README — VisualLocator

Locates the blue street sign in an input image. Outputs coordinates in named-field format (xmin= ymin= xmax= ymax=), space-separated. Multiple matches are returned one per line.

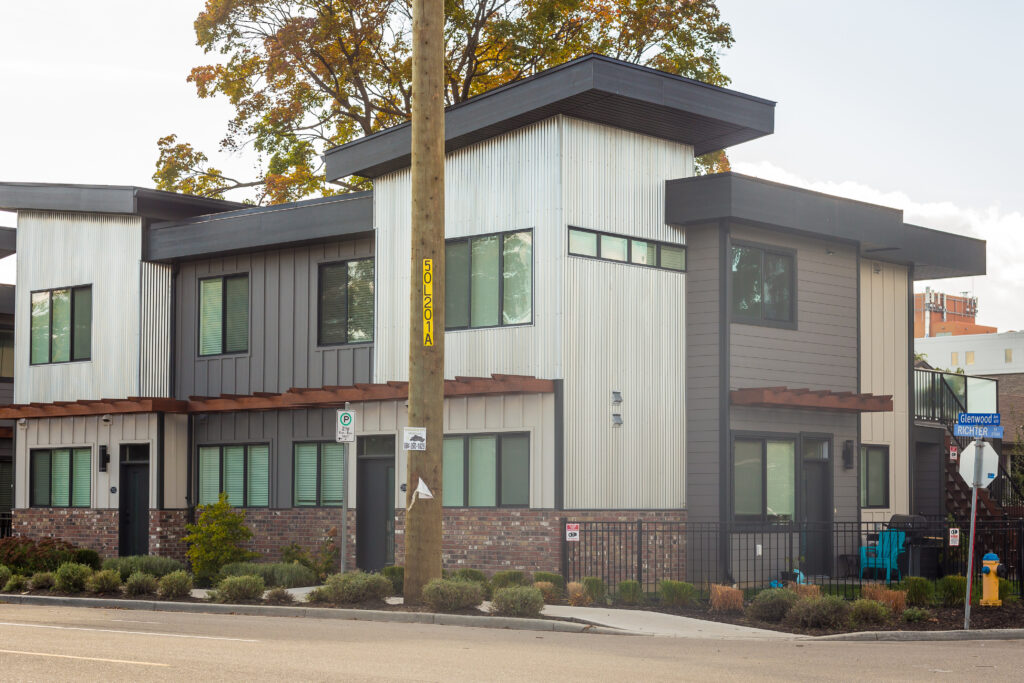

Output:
xmin=957 ymin=413 xmax=1000 ymax=426
xmin=953 ymin=424 xmax=1004 ymax=439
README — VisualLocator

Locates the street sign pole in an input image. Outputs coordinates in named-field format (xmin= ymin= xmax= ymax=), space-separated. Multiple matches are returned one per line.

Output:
xmin=963 ymin=445 xmax=985 ymax=630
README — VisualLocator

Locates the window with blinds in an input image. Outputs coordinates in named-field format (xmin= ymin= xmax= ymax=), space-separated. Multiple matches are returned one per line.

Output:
xmin=293 ymin=442 xmax=346 ymax=506
xmin=445 ymin=230 xmax=532 ymax=330
xmin=29 ymin=286 xmax=92 ymax=365
xmin=441 ymin=433 xmax=529 ymax=507
xmin=199 ymin=274 xmax=249 ymax=356
xmin=29 ymin=448 xmax=91 ymax=507
xmin=197 ymin=444 xmax=269 ymax=507
xmin=318 ymin=259 xmax=374 ymax=345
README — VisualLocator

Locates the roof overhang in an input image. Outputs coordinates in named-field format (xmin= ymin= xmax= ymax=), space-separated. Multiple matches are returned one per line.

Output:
xmin=0 ymin=284 xmax=15 ymax=316
xmin=0 ymin=227 xmax=15 ymax=259
xmin=731 ymin=386 xmax=893 ymax=413
xmin=0 ymin=397 xmax=189 ymax=419
xmin=325 ymin=54 xmax=775 ymax=181
xmin=666 ymin=173 xmax=986 ymax=280
xmin=0 ymin=183 xmax=246 ymax=222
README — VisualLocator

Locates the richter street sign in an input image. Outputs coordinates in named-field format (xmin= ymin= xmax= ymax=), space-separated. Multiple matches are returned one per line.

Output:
xmin=953 ymin=424 xmax=1004 ymax=439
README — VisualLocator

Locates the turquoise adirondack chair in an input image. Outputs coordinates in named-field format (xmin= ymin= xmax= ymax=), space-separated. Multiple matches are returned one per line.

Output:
xmin=859 ymin=530 xmax=906 ymax=583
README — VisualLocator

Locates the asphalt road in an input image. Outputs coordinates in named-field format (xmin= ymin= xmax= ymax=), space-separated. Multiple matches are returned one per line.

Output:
xmin=0 ymin=604 xmax=1020 ymax=681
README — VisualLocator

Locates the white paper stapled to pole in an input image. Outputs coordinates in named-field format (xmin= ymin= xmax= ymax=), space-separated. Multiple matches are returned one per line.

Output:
xmin=414 ymin=477 xmax=433 ymax=500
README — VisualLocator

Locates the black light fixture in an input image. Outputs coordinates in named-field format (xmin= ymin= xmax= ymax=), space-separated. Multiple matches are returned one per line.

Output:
xmin=98 ymin=445 xmax=109 ymax=472
xmin=842 ymin=440 xmax=855 ymax=470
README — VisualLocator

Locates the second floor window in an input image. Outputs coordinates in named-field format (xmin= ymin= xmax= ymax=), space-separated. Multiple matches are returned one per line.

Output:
xmin=445 ymin=230 xmax=532 ymax=330
xmin=731 ymin=243 xmax=795 ymax=326
xmin=319 ymin=259 xmax=374 ymax=345
xmin=30 ymin=285 xmax=92 ymax=364
xmin=198 ymin=444 xmax=269 ymax=507
xmin=30 ymin=448 xmax=91 ymax=507
xmin=199 ymin=274 xmax=248 ymax=356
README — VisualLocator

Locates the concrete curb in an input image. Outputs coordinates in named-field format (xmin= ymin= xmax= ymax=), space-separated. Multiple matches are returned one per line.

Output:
xmin=0 ymin=594 xmax=627 ymax=636
xmin=813 ymin=628 xmax=1024 ymax=642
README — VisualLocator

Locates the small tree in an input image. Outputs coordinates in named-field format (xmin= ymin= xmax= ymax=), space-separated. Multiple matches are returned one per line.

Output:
xmin=183 ymin=493 xmax=258 ymax=584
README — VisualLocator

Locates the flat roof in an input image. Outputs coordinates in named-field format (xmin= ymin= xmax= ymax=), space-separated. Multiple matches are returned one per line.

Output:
xmin=665 ymin=173 xmax=985 ymax=280
xmin=325 ymin=54 xmax=775 ymax=181
xmin=0 ymin=182 xmax=246 ymax=221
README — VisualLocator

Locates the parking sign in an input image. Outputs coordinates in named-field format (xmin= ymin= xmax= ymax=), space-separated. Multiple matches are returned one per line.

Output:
xmin=336 ymin=410 xmax=355 ymax=443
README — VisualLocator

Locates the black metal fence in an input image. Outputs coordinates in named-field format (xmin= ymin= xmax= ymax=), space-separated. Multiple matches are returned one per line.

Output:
xmin=0 ymin=511 xmax=11 ymax=539
xmin=562 ymin=518 xmax=1024 ymax=599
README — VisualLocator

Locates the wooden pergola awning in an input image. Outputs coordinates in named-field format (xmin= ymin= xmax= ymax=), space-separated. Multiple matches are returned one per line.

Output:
xmin=731 ymin=386 xmax=893 ymax=413
xmin=0 ymin=375 xmax=556 ymax=419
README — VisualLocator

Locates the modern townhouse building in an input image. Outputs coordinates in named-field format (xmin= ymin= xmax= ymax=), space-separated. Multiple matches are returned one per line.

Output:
xmin=0 ymin=55 xmax=988 ymax=583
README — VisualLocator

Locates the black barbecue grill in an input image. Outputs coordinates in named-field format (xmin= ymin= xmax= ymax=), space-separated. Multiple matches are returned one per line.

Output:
xmin=888 ymin=514 xmax=944 ymax=578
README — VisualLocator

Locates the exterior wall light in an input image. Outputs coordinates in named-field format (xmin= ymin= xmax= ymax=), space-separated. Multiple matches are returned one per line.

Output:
xmin=100 ymin=414 xmax=113 ymax=426
xmin=612 ymin=391 xmax=622 ymax=404
xmin=842 ymin=440 xmax=855 ymax=470
xmin=17 ymin=418 xmax=27 ymax=429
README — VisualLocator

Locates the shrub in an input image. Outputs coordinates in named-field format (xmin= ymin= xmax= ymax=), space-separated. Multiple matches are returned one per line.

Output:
xmin=102 ymin=556 xmax=186 ymax=582
xmin=709 ymin=584 xmax=744 ymax=613
xmin=786 ymin=595 xmax=851 ymax=630
xmin=124 ymin=571 xmax=159 ymax=597
xmin=422 ymin=578 xmax=484 ymax=612
xmin=862 ymin=584 xmax=906 ymax=614
xmin=616 ymin=580 xmax=643 ymax=606
xmin=157 ymin=571 xmax=194 ymax=600
xmin=220 ymin=562 xmax=317 ymax=588
xmin=936 ymin=575 xmax=968 ymax=607
xmin=307 ymin=571 xmax=392 ymax=605
xmin=490 ymin=570 xmax=532 ymax=591
xmin=54 ymin=563 xmax=93 ymax=593
xmin=850 ymin=599 xmax=891 ymax=626
xmin=902 ymin=607 xmax=933 ymax=623
xmin=213 ymin=575 xmax=265 ymax=603
xmin=566 ymin=581 xmax=591 ymax=606
xmin=491 ymin=586 xmax=545 ymax=618
xmin=785 ymin=582 xmax=821 ymax=598
xmin=265 ymin=586 xmax=295 ymax=605
xmin=581 ymin=577 xmax=606 ymax=604
xmin=29 ymin=572 xmax=55 ymax=591
xmin=659 ymin=580 xmax=698 ymax=609
xmin=0 ymin=537 xmax=78 ymax=573
xmin=73 ymin=549 xmax=102 ymax=571
xmin=0 ymin=565 xmax=10 ymax=589
xmin=746 ymin=589 xmax=799 ymax=622
xmin=534 ymin=581 xmax=560 ymax=604
xmin=901 ymin=577 xmax=935 ymax=608
xmin=382 ymin=565 xmax=404 ymax=595
xmin=998 ymin=578 xmax=1018 ymax=604
xmin=279 ymin=531 xmax=340 ymax=581
xmin=182 ymin=493 xmax=258 ymax=585
xmin=3 ymin=574 xmax=27 ymax=592
xmin=534 ymin=571 xmax=566 ymax=592
xmin=85 ymin=570 xmax=122 ymax=594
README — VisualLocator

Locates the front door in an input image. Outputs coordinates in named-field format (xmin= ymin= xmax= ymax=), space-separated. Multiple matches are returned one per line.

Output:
xmin=800 ymin=437 xmax=832 ymax=577
xmin=119 ymin=445 xmax=150 ymax=557
xmin=356 ymin=436 xmax=396 ymax=572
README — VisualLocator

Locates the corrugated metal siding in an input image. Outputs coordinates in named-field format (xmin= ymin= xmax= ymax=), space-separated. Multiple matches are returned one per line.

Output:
xmin=860 ymin=259 xmax=910 ymax=522
xmin=561 ymin=118 xmax=693 ymax=509
xmin=15 ymin=211 xmax=142 ymax=403
xmin=140 ymin=262 xmax=172 ymax=397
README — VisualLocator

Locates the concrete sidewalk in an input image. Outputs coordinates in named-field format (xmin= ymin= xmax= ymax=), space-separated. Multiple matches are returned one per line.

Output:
xmin=540 ymin=605 xmax=791 ymax=639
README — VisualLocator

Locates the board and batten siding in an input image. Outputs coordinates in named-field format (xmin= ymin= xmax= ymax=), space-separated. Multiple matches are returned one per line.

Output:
xmin=15 ymin=211 xmax=142 ymax=403
xmin=140 ymin=262 xmax=172 ymax=397
xmin=174 ymin=238 xmax=374 ymax=398
xmin=860 ymin=259 xmax=910 ymax=522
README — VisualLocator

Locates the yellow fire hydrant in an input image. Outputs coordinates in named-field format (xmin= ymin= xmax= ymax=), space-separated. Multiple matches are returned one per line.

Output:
xmin=980 ymin=552 xmax=1002 ymax=607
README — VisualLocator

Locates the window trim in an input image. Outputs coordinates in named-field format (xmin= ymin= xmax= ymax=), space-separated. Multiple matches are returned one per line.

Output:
xmin=859 ymin=444 xmax=890 ymax=509
xmin=316 ymin=257 xmax=375 ymax=348
xmin=29 ymin=284 xmax=92 ymax=365
xmin=197 ymin=442 xmax=270 ymax=508
xmin=29 ymin=447 xmax=91 ymax=508
xmin=197 ymin=273 xmax=250 ymax=357
xmin=729 ymin=239 xmax=797 ymax=330
xmin=445 ymin=228 xmax=534 ymax=332
xmin=442 ymin=431 xmax=530 ymax=508
xmin=292 ymin=441 xmax=347 ymax=507
xmin=730 ymin=431 xmax=798 ymax=522
xmin=567 ymin=226 xmax=687 ymax=272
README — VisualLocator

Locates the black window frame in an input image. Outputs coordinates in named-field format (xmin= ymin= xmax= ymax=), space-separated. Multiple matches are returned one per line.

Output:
xmin=731 ymin=432 xmax=798 ymax=522
xmin=442 ymin=431 xmax=530 ymax=508
xmin=29 ymin=447 xmax=91 ymax=508
xmin=0 ymin=326 xmax=13 ymax=381
xmin=197 ymin=273 xmax=250 ymax=357
xmin=859 ymin=444 xmax=890 ymax=509
xmin=291 ymin=441 xmax=347 ymax=507
xmin=445 ymin=229 xmax=534 ymax=331
xmin=316 ymin=257 xmax=375 ymax=347
xmin=29 ymin=284 xmax=92 ymax=365
xmin=567 ymin=226 xmax=687 ymax=272
xmin=729 ymin=240 xmax=797 ymax=329
xmin=197 ymin=443 xmax=270 ymax=508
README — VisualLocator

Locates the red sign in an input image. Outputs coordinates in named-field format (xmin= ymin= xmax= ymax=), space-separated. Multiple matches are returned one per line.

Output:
xmin=565 ymin=523 xmax=580 ymax=542
xmin=949 ymin=528 xmax=960 ymax=547
xmin=950 ymin=445 xmax=959 ymax=462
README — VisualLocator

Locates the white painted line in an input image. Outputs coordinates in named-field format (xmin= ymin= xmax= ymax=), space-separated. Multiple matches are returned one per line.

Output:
xmin=0 ymin=648 xmax=169 ymax=667
xmin=110 ymin=619 xmax=161 ymax=625
xmin=0 ymin=621 xmax=258 ymax=642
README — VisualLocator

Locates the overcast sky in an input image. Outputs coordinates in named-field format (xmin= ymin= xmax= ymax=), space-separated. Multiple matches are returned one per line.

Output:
xmin=1 ymin=1 xmax=1021 ymax=329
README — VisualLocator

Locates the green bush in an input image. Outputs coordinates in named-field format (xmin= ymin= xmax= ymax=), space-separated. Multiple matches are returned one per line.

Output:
xmin=900 ymin=577 xmax=935 ymax=608
xmin=3 ymin=574 xmax=27 ymax=592
xmin=451 ymin=568 xmax=490 ymax=598
xmin=998 ymin=578 xmax=1018 ymax=604
xmin=659 ymin=580 xmax=698 ymax=608
xmin=124 ymin=571 xmax=159 ymax=597
xmin=0 ymin=565 xmax=10 ymax=589
xmin=786 ymin=595 xmax=851 ymax=630
xmin=850 ymin=599 xmax=891 ymax=626
xmin=422 ymin=578 xmax=484 ymax=612
xmin=746 ymin=589 xmax=799 ymax=622
xmin=85 ymin=570 xmax=122 ymax=594
xmin=73 ymin=549 xmax=102 ymax=571
xmin=902 ymin=607 xmax=932 ymax=623
xmin=29 ymin=572 xmax=55 ymax=591
xmin=265 ymin=586 xmax=295 ymax=605
xmin=183 ymin=493 xmax=258 ymax=585
xmin=279 ymin=533 xmax=340 ymax=581
xmin=490 ymin=570 xmax=532 ymax=591
xmin=54 ymin=563 xmax=93 ymax=593
xmin=616 ymin=580 xmax=643 ymax=606
xmin=936 ymin=575 xmax=968 ymax=607
xmin=306 ymin=571 xmax=392 ymax=605
xmin=102 ymin=556 xmax=186 ymax=582
xmin=220 ymin=562 xmax=317 ymax=588
xmin=213 ymin=575 xmax=265 ymax=603
xmin=382 ymin=565 xmax=404 ymax=595
xmin=157 ymin=571 xmax=194 ymax=600
xmin=491 ymin=586 xmax=545 ymax=618
xmin=0 ymin=537 xmax=79 ymax=573
xmin=533 ymin=571 xmax=566 ymax=592
xmin=581 ymin=577 xmax=607 ymax=604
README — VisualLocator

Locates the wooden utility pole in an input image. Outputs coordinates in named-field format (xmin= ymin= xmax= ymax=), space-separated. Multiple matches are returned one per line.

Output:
xmin=404 ymin=0 xmax=445 ymax=604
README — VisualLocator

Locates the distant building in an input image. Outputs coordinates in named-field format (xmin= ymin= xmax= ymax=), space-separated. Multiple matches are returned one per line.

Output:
xmin=914 ymin=287 xmax=996 ymax=338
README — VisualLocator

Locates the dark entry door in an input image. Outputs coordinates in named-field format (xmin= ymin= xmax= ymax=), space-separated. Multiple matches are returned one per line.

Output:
xmin=800 ymin=437 xmax=832 ymax=577
xmin=357 ymin=436 xmax=396 ymax=572
xmin=119 ymin=445 xmax=150 ymax=557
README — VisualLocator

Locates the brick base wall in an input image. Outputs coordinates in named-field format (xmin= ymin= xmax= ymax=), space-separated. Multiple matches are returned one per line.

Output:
xmin=150 ymin=510 xmax=188 ymax=562
xmin=243 ymin=508 xmax=354 ymax=571
xmin=13 ymin=508 xmax=119 ymax=557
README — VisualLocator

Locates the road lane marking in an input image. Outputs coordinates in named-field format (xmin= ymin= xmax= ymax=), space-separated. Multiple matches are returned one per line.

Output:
xmin=0 ymin=621 xmax=258 ymax=642
xmin=110 ymin=619 xmax=160 ymax=624
xmin=0 ymin=649 xmax=168 ymax=667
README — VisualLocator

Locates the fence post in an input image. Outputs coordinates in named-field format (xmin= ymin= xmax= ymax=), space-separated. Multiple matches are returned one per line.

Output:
xmin=636 ymin=519 xmax=644 ymax=587
xmin=560 ymin=517 xmax=568 ymax=582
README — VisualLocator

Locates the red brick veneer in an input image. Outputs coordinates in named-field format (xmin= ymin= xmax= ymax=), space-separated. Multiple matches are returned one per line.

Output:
xmin=13 ymin=508 xmax=119 ymax=557
xmin=150 ymin=510 xmax=189 ymax=562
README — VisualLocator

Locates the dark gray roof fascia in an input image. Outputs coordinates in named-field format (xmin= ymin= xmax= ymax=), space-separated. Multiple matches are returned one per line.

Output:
xmin=666 ymin=173 xmax=985 ymax=280
xmin=0 ymin=227 xmax=15 ymax=259
xmin=146 ymin=192 xmax=373 ymax=262
xmin=0 ymin=284 xmax=13 ymax=316
xmin=0 ymin=182 xmax=246 ymax=221
xmin=324 ymin=54 xmax=775 ymax=181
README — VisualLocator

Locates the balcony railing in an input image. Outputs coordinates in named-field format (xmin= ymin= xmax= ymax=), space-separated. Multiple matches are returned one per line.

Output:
xmin=914 ymin=369 xmax=997 ymax=427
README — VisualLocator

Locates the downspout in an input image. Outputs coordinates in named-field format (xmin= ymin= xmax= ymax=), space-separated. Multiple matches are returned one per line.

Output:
xmin=157 ymin=412 xmax=165 ymax=510
xmin=186 ymin=413 xmax=194 ymax=524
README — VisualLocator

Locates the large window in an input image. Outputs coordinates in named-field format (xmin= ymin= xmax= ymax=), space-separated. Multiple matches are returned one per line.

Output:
xmin=731 ymin=243 xmax=795 ymax=325
xmin=30 ymin=448 xmax=91 ymax=507
xmin=318 ymin=259 xmax=374 ymax=345
xmin=445 ymin=230 xmax=532 ymax=329
xmin=30 ymin=286 xmax=92 ymax=364
xmin=860 ymin=445 xmax=889 ymax=508
xmin=568 ymin=227 xmax=686 ymax=272
xmin=0 ymin=328 xmax=13 ymax=379
xmin=199 ymin=274 xmax=249 ymax=356
xmin=293 ymin=442 xmax=346 ymax=507
xmin=442 ymin=433 xmax=529 ymax=507
xmin=733 ymin=438 xmax=796 ymax=520
xmin=198 ymin=444 xmax=269 ymax=507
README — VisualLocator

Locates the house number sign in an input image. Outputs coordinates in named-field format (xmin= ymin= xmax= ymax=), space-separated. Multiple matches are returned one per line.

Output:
xmin=422 ymin=259 xmax=434 ymax=346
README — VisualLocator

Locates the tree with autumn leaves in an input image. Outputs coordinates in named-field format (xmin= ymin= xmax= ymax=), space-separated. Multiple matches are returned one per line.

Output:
xmin=155 ymin=0 xmax=735 ymax=204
